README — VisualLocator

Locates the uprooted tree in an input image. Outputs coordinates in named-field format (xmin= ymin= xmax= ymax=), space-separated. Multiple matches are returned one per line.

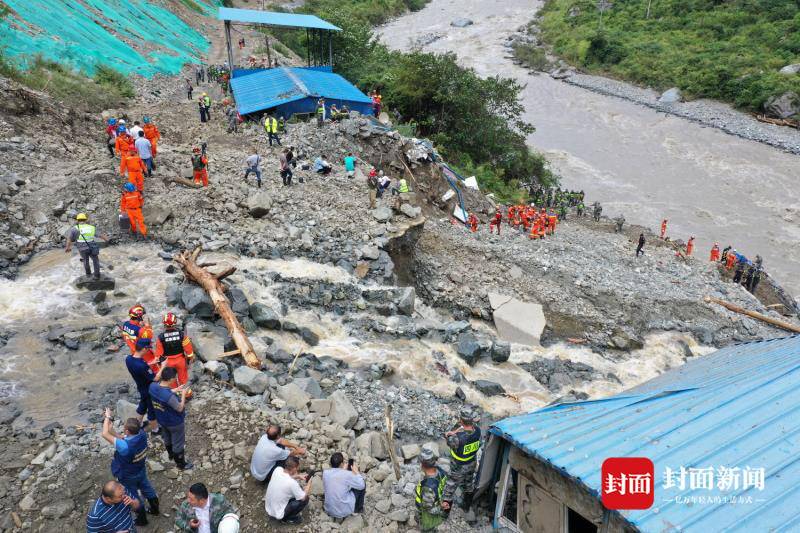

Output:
xmin=174 ymin=248 xmax=261 ymax=368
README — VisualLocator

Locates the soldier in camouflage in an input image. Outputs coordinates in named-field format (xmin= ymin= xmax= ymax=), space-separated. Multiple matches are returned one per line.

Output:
xmin=416 ymin=447 xmax=448 ymax=531
xmin=442 ymin=405 xmax=482 ymax=514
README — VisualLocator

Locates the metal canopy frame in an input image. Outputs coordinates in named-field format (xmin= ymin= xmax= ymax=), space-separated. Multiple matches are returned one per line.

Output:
xmin=219 ymin=8 xmax=338 ymax=84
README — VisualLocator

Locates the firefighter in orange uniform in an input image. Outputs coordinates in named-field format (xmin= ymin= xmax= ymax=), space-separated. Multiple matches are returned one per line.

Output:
xmin=191 ymin=147 xmax=209 ymax=187
xmin=142 ymin=116 xmax=161 ymax=158
xmin=468 ymin=213 xmax=478 ymax=233
xmin=686 ymin=236 xmax=695 ymax=256
xmin=489 ymin=210 xmax=502 ymax=235
xmin=660 ymin=219 xmax=668 ymax=239
xmin=115 ymin=126 xmax=135 ymax=156
xmin=121 ymin=148 xmax=147 ymax=193
xmin=710 ymin=243 xmax=720 ymax=262
xmin=120 ymin=182 xmax=147 ymax=237
xmin=155 ymin=313 xmax=195 ymax=394
xmin=121 ymin=305 xmax=154 ymax=361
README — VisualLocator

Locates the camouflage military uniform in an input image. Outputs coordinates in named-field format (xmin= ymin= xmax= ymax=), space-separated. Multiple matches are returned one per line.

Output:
xmin=416 ymin=465 xmax=447 ymax=531
xmin=442 ymin=425 xmax=481 ymax=504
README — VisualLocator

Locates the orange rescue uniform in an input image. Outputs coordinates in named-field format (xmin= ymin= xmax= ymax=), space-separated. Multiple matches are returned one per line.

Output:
xmin=142 ymin=123 xmax=161 ymax=157
xmin=120 ymin=152 xmax=147 ymax=192
xmin=710 ymin=246 xmax=720 ymax=262
xmin=155 ymin=329 xmax=195 ymax=389
xmin=120 ymin=190 xmax=147 ymax=236
xmin=115 ymin=133 xmax=135 ymax=156
xmin=660 ymin=220 xmax=667 ymax=239
xmin=468 ymin=214 xmax=478 ymax=233
xmin=686 ymin=238 xmax=695 ymax=256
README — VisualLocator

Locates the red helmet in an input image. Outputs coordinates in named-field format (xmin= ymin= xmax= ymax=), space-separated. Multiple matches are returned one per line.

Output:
xmin=163 ymin=312 xmax=178 ymax=327
xmin=128 ymin=305 xmax=146 ymax=319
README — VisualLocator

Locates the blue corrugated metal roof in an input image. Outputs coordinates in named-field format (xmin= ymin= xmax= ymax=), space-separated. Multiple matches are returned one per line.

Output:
xmin=230 ymin=67 xmax=371 ymax=115
xmin=490 ymin=335 xmax=800 ymax=532
xmin=218 ymin=7 xmax=341 ymax=31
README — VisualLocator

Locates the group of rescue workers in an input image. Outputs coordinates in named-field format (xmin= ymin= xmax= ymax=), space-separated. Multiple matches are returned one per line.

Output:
xmin=468 ymin=204 xmax=565 ymax=240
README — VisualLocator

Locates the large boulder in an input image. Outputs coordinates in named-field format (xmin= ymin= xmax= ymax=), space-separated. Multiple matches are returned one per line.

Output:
xmin=491 ymin=340 xmax=511 ymax=363
xmin=249 ymin=303 xmax=281 ymax=329
xmin=451 ymin=18 xmax=474 ymax=27
xmin=400 ymin=203 xmax=421 ymax=218
xmin=228 ymin=287 xmax=250 ymax=316
xmin=456 ymin=331 xmax=491 ymax=365
xmin=779 ymin=64 xmax=800 ymax=75
xmin=489 ymin=292 xmax=546 ymax=347
xmin=472 ymin=379 xmax=506 ymax=396
xmin=276 ymin=383 xmax=311 ymax=409
xmin=247 ymin=192 xmax=272 ymax=218
xmin=764 ymin=91 xmax=800 ymax=119
xmin=396 ymin=287 xmax=415 ymax=316
xmin=372 ymin=207 xmax=392 ymax=222
xmin=142 ymin=204 xmax=172 ymax=226
xmin=181 ymin=284 xmax=214 ymax=318
xmin=203 ymin=361 xmax=230 ymax=381
xmin=293 ymin=377 xmax=323 ymax=399
xmin=75 ymin=275 xmax=115 ymax=291
xmin=657 ymin=87 xmax=682 ymax=104
xmin=115 ymin=399 xmax=139 ymax=423
xmin=329 ymin=390 xmax=358 ymax=429
xmin=233 ymin=366 xmax=268 ymax=395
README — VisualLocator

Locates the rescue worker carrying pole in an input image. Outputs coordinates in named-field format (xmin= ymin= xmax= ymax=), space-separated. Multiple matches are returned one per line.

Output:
xmin=155 ymin=313 xmax=195 ymax=396
xmin=441 ymin=405 xmax=481 ymax=519
xmin=120 ymin=183 xmax=147 ymax=238
xmin=121 ymin=305 xmax=153 ymax=355
xmin=416 ymin=447 xmax=448 ymax=532
xmin=192 ymin=147 xmax=209 ymax=187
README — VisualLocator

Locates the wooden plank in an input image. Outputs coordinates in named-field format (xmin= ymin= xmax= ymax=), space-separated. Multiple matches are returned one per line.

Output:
xmin=705 ymin=296 xmax=800 ymax=334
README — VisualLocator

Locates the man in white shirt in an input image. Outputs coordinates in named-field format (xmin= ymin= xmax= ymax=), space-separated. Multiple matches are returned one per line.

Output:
xmin=250 ymin=425 xmax=306 ymax=486
xmin=129 ymin=121 xmax=144 ymax=141
xmin=265 ymin=456 xmax=311 ymax=524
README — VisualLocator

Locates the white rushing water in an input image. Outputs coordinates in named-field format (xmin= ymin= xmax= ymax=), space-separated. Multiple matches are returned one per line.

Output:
xmin=379 ymin=0 xmax=800 ymax=296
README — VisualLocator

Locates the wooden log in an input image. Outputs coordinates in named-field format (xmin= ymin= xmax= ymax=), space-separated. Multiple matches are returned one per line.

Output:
xmin=216 ymin=349 xmax=241 ymax=359
xmin=705 ymin=296 xmax=800 ymax=334
xmin=174 ymin=249 xmax=261 ymax=368
xmin=171 ymin=176 xmax=203 ymax=188
xmin=383 ymin=404 xmax=402 ymax=481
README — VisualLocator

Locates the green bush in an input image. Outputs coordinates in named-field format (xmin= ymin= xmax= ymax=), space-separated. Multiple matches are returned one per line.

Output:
xmin=93 ymin=64 xmax=135 ymax=98
xmin=512 ymin=43 xmax=550 ymax=71
xmin=538 ymin=0 xmax=800 ymax=111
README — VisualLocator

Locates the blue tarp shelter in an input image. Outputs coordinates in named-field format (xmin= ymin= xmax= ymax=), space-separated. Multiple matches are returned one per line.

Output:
xmin=230 ymin=66 xmax=373 ymax=118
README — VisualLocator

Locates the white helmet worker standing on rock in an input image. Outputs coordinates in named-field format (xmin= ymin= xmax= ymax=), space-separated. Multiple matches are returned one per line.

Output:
xmin=64 ymin=213 xmax=109 ymax=279
xmin=441 ymin=405 xmax=481 ymax=521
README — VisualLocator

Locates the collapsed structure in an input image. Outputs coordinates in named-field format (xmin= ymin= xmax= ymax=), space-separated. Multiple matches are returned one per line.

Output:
xmin=482 ymin=335 xmax=800 ymax=532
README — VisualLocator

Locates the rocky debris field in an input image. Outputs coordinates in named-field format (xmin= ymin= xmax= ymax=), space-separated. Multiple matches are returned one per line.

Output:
xmin=0 ymin=375 xmax=488 ymax=533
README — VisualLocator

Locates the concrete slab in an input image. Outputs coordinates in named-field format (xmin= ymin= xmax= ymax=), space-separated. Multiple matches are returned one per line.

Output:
xmin=489 ymin=292 xmax=546 ymax=347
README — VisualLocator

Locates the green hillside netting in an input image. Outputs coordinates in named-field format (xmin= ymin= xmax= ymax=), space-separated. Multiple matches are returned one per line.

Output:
xmin=0 ymin=0 xmax=219 ymax=77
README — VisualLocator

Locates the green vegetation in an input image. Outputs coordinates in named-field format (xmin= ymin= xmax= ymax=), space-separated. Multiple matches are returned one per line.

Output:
xmin=512 ymin=42 xmax=551 ymax=72
xmin=179 ymin=0 xmax=204 ymax=14
xmin=0 ymin=52 xmax=134 ymax=108
xmin=267 ymin=0 xmax=557 ymax=196
xmin=538 ymin=0 xmax=800 ymax=111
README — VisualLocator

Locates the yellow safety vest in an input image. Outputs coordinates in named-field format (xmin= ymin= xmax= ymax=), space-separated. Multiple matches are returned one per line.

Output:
xmin=398 ymin=179 xmax=410 ymax=193
xmin=264 ymin=117 xmax=278 ymax=133
xmin=75 ymin=223 xmax=96 ymax=243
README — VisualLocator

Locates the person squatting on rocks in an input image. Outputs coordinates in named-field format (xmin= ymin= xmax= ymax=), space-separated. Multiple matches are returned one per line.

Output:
xmin=442 ymin=405 xmax=481 ymax=518
xmin=314 ymin=154 xmax=332 ymax=176
xmin=416 ymin=447 xmax=448 ymax=532
xmin=322 ymin=452 xmax=366 ymax=519
xmin=121 ymin=182 xmax=147 ymax=238
xmin=174 ymin=482 xmax=239 ymax=533
xmin=125 ymin=337 xmax=160 ymax=429
xmin=264 ymin=114 xmax=281 ymax=146
xmin=148 ymin=366 xmax=193 ymax=470
xmin=244 ymin=151 xmax=262 ymax=188
xmin=86 ymin=480 xmax=141 ymax=533
xmin=250 ymin=424 xmax=306 ymax=487
xmin=636 ymin=233 xmax=645 ymax=257
xmin=154 ymin=312 xmax=195 ymax=396
xmin=280 ymin=148 xmax=293 ymax=186
xmin=265 ymin=455 xmax=312 ymax=524
xmin=192 ymin=146 xmax=209 ymax=187
xmin=100 ymin=408 xmax=159 ymax=526
xmin=65 ymin=213 xmax=109 ymax=279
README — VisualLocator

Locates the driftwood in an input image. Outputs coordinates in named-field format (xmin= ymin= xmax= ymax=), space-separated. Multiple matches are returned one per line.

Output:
xmin=383 ymin=404 xmax=402 ymax=481
xmin=174 ymin=248 xmax=261 ymax=368
xmin=753 ymin=113 xmax=800 ymax=129
xmin=171 ymin=176 xmax=203 ymax=188
xmin=705 ymin=296 xmax=800 ymax=334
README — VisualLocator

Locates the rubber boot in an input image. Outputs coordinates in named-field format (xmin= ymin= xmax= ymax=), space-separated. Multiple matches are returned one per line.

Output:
xmin=165 ymin=444 xmax=174 ymax=461
xmin=135 ymin=507 xmax=149 ymax=526
xmin=175 ymin=452 xmax=194 ymax=471
xmin=147 ymin=497 xmax=160 ymax=516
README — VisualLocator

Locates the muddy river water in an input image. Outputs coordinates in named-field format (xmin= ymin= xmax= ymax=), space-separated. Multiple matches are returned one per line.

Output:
xmin=379 ymin=0 xmax=800 ymax=296
xmin=0 ymin=244 xmax=709 ymax=425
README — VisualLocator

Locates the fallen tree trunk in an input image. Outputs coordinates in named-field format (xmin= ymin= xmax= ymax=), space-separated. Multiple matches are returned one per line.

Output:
xmin=171 ymin=176 xmax=203 ymax=189
xmin=705 ymin=296 xmax=800 ymax=334
xmin=174 ymin=248 xmax=261 ymax=368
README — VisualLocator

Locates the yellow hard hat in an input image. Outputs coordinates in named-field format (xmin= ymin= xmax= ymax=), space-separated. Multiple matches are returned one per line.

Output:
xmin=76 ymin=213 xmax=88 ymax=221
xmin=202 ymin=92 xmax=208 ymax=96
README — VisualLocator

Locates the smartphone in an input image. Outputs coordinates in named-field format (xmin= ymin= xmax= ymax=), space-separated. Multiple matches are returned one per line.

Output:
xmin=348 ymin=458 xmax=354 ymax=471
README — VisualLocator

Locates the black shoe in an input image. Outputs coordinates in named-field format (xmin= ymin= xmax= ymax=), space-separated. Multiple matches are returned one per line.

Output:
xmin=135 ymin=508 xmax=149 ymax=526
xmin=282 ymin=516 xmax=302 ymax=525
xmin=460 ymin=492 xmax=474 ymax=511
xmin=147 ymin=497 xmax=160 ymax=516
xmin=165 ymin=445 xmax=174 ymax=461
xmin=175 ymin=453 xmax=194 ymax=470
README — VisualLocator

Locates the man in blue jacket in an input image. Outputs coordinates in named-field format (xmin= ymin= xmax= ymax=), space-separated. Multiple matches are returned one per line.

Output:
xmin=100 ymin=408 xmax=158 ymax=526
xmin=149 ymin=366 xmax=193 ymax=470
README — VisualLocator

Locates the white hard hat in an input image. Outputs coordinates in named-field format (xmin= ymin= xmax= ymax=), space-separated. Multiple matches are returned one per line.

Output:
xmin=218 ymin=513 xmax=240 ymax=533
